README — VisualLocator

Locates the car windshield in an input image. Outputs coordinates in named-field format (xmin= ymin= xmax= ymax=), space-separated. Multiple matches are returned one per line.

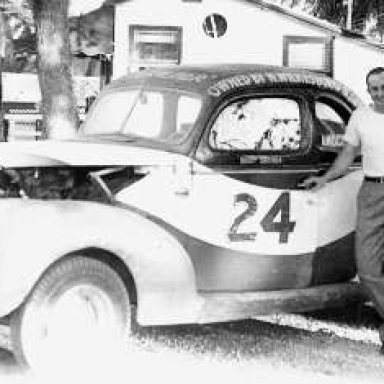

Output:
xmin=81 ymin=87 xmax=202 ymax=143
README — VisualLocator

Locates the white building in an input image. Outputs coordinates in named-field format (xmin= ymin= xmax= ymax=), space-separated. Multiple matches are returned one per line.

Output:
xmin=113 ymin=0 xmax=384 ymax=103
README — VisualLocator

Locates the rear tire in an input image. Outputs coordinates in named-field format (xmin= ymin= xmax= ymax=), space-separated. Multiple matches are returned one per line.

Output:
xmin=10 ymin=256 xmax=132 ymax=372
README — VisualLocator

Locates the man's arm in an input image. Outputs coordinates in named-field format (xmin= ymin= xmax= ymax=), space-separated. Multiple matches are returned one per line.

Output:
xmin=302 ymin=143 xmax=359 ymax=191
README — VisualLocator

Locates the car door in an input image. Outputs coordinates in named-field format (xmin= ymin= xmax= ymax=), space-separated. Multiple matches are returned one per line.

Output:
xmin=180 ymin=91 xmax=321 ymax=291
xmin=186 ymin=89 xmax=360 ymax=291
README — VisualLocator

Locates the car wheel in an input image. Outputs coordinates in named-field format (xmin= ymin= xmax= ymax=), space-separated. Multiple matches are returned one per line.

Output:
xmin=10 ymin=256 xmax=132 ymax=372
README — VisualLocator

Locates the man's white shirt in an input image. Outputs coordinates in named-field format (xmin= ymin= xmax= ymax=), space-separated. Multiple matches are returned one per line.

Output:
xmin=344 ymin=105 xmax=384 ymax=176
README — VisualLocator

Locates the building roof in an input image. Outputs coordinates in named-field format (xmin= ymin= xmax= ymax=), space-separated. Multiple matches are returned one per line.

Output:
xmin=245 ymin=0 xmax=384 ymax=51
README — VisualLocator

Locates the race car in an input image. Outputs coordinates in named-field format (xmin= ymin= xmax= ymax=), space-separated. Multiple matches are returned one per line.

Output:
xmin=0 ymin=64 xmax=367 ymax=370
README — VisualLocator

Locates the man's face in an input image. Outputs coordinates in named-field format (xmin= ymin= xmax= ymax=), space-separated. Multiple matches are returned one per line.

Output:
xmin=367 ymin=72 xmax=384 ymax=107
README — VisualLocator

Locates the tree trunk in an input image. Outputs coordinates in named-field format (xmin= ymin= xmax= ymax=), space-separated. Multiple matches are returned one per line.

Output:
xmin=0 ymin=12 xmax=5 ymax=141
xmin=28 ymin=0 xmax=78 ymax=139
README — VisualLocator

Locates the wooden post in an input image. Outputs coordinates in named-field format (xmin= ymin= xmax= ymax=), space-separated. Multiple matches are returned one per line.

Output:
xmin=346 ymin=0 xmax=354 ymax=30
xmin=379 ymin=0 xmax=384 ymax=43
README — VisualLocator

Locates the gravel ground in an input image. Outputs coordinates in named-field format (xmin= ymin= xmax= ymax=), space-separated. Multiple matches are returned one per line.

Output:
xmin=0 ymin=308 xmax=383 ymax=384
xmin=131 ymin=320 xmax=384 ymax=381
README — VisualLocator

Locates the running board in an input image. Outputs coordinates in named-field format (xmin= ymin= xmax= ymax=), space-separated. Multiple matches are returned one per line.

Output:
xmin=197 ymin=282 xmax=367 ymax=324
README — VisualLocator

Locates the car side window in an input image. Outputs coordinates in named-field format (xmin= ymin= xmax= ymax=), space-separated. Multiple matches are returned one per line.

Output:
xmin=176 ymin=95 xmax=202 ymax=135
xmin=209 ymin=97 xmax=302 ymax=153
xmin=315 ymin=100 xmax=346 ymax=151
xmin=122 ymin=91 xmax=164 ymax=138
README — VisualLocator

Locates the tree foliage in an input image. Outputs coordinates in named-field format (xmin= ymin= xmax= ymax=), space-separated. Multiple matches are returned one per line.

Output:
xmin=1 ymin=0 xmax=116 ymax=139
xmin=1 ymin=0 xmax=32 ymax=21
xmin=1 ymin=0 xmax=78 ymax=138
xmin=270 ymin=0 xmax=384 ymax=40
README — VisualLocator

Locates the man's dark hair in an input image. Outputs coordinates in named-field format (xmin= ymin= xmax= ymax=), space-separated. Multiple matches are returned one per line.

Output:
xmin=366 ymin=67 xmax=384 ymax=86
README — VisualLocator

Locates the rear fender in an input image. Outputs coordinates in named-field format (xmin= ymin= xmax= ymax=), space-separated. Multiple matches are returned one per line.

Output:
xmin=0 ymin=199 xmax=202 ymax=325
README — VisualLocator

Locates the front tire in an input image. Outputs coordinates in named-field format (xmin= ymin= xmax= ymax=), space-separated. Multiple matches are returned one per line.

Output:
xmin=10 ymin=256 xmax=132 ymax=372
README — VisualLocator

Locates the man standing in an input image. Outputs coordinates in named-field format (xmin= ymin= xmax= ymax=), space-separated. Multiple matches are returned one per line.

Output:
xmin=303 ymin=67 xmax=384 ymax=351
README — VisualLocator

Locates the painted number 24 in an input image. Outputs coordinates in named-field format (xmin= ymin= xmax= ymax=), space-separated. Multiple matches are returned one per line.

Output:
xmin=228 ymin=192 xmax=296 ymax=243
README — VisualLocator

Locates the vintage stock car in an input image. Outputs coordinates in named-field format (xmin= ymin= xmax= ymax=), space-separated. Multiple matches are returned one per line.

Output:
xmin=0 ymin=64 xmax=368 ymax=369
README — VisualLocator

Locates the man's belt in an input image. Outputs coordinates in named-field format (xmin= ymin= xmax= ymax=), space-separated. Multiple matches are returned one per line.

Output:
xmin=365 ymin=176 xmax=384 ymax=183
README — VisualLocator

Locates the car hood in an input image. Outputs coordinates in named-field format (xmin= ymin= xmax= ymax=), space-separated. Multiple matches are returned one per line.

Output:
xmin=0 ymin=140 xmax=182 ymax=168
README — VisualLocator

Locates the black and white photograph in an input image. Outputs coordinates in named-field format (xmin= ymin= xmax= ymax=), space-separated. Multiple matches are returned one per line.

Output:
xmin=2 ymin=0 xmax=384 ymax=383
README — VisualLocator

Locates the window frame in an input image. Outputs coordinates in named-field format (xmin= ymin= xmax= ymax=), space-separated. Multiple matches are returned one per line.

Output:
xmin=205 ymin=92 xmax=311 ymax=157
xmin=312 ymin=93 xmax=356 ymax=158
xmin=314 ymin=93 xmax=352 ymax=123
xmin=283 ymin=36 xmax=334 ymax=77
xmin=128 ymin=25 xmax=183 ymax=70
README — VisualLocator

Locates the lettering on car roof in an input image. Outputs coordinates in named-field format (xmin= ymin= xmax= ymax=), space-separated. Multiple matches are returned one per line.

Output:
xmin=206 ymin=72 xmax=362 ymax=106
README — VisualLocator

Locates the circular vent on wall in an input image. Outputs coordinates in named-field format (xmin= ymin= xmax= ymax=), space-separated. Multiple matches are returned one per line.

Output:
xmin=203 ymin=14 xmax=227 ymax=38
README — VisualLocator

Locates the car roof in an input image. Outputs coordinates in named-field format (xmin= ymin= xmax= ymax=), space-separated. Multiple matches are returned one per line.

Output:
xmin=107 ymin=63 xmax=363 ymax=107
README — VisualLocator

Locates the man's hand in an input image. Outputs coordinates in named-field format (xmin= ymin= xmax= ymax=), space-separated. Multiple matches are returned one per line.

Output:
xmin=300 ymin=176 xmax=328 ymax=191
xmin=298 ymin=143 xmax=357 ymax=192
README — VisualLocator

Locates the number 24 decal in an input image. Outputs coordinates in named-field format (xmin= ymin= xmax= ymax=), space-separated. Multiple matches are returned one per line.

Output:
xmin=228 ymin=192 xmax=296 ymax=243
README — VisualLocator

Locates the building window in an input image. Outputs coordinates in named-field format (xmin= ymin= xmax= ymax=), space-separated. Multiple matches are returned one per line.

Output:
xmin=283 ymin=36 xmax=333 ymax=76
xmin=129 ymin=25 xmax=182 ymax=70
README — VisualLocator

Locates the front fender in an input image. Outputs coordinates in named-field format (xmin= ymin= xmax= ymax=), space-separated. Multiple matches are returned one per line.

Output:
xmin=0 ymin=199 xmax=202 ymax=324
